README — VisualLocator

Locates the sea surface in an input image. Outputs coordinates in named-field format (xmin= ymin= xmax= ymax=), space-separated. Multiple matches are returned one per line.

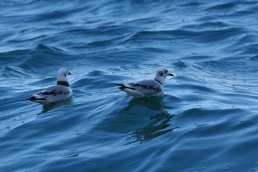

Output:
xmin=1 ymin=0 xmax=258 ymax=172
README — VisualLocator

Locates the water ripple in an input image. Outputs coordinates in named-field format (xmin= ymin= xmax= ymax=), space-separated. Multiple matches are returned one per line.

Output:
xmin=1 ymin=0 xmax=258 ymax=172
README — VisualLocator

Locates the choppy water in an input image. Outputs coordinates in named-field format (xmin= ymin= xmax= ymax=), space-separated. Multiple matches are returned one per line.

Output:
xmin=1 ymin=0 xmax=258 ymax=171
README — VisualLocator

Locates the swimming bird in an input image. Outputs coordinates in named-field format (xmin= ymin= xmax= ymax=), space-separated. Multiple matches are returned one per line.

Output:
xmin=115 ymin=68 xmax=173 ymax=98
xmin=29 ymin=68 xmax=73 ymax=105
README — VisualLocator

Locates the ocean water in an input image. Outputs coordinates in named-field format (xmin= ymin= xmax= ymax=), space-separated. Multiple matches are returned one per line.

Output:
xmin=1 ymin=0 xmax=258 ymax=171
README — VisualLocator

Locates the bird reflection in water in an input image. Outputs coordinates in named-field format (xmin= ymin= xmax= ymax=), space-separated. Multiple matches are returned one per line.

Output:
xmin=38 ymin=98 xmax=73 ymax=114
xmin=131 ymin=112 xmax=177 ymax=143
xmin=124 ymin=97 xmax=178 ymax=144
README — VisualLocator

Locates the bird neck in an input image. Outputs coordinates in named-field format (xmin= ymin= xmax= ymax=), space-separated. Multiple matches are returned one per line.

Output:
xmin=57 ymin=80 xmax=70 ymax=87
xmin=56 ymin=70 xmax=69 ymax=87
xmin=154 ymin=76 xmax=164 ymax=85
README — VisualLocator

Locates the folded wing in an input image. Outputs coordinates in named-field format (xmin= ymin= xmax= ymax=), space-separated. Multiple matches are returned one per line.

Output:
xmin=31 ymin=85 xmax=71 ymax=102
xmin=131 ymin=80 xmax=162 ymax=96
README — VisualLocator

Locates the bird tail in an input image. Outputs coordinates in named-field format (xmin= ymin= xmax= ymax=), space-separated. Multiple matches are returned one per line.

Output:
xmin=114 ymin=84 xmax=135 ymax=90
xmin=28 ymin=96 xmax=46 ymax=101
xmin=28 ymin=96 xmax=36 ymax=101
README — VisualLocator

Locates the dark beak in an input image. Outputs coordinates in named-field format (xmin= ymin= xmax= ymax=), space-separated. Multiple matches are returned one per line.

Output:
xmin=168 ymin=73 xmax=174 ymax=76
xmin=68 ymin=72 xmax=71 ymax=75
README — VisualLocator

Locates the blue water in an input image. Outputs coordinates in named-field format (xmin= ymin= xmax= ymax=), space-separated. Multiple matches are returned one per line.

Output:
xmin=1 ymin=0 xmax=258 ymax=171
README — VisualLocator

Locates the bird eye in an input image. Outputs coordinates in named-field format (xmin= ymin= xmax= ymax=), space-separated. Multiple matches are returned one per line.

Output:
xmin=164 ymin=69 xmax=168 ymax=73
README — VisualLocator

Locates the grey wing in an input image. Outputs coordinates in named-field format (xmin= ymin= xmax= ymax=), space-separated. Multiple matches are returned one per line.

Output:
xmin=36 ymin=85 xmax=71 ymax=102
xmin=129 ymin=80 xmax=162 ymax=96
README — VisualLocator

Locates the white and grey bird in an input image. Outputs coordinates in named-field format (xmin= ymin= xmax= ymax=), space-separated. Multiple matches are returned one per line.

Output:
xmin=29 ymin=68 xmax=73 ymax=105
xmin=115 ymin=68 xmax=173 ymax=98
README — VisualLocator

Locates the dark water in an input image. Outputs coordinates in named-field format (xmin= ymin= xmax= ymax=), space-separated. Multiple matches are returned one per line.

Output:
xmin=1 ymin=0 xmax=258 ymax=171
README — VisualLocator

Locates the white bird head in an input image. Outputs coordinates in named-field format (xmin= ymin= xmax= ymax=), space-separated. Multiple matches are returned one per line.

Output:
xmin=57 ymin=68 xmax=71 ymax=82
xmin=154 ymin=68 xmax=173 ymax=85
